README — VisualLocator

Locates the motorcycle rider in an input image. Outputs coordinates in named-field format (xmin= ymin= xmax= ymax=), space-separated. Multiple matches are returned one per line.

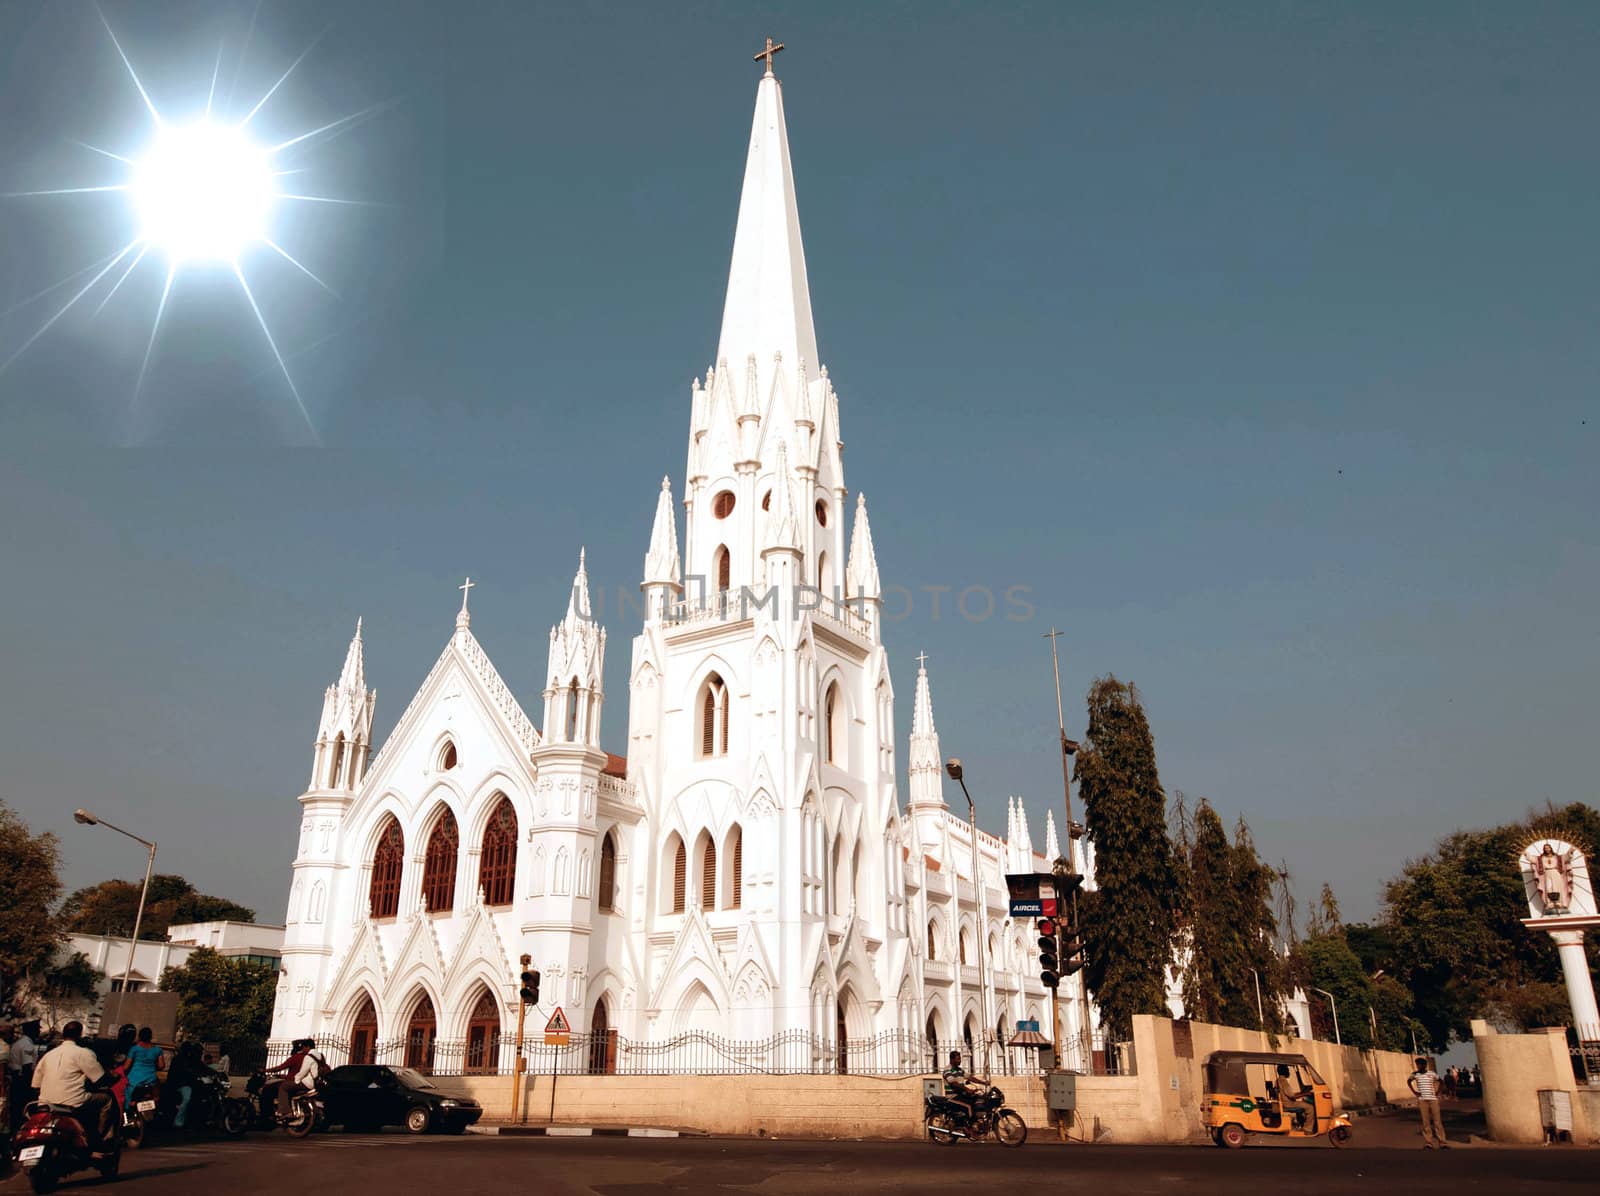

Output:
xmin=941 ymin=1049 xmax=985 ymax=1123
xmin=30 ymin=1020 xmax=116 ymax=1155
xmin=260 ymin=1038 xmax=311 ymax=1122
xmin=276 ymin=1038 xmax=322 ymax=1120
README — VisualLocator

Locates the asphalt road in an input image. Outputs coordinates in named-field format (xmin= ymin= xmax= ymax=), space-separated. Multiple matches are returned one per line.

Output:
xmin=4 ymin=1129 xmax=1592 ymax=1195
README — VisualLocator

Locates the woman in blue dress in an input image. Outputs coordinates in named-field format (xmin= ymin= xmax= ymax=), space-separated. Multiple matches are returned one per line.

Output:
xmin=123 ymin=1026 xmax=163 ymax=1107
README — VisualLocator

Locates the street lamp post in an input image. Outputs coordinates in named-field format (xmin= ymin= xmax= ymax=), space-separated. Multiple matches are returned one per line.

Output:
xmin=1312 ymin=986 xmax=1341 ymax=1046
xmin=74 ymin=809 xmax=158 ymax=1004
xmin=1249 ymin=968 xmax=1266 ymax=1029
xmin=943 ymin=758 xmax=991 ymax=1080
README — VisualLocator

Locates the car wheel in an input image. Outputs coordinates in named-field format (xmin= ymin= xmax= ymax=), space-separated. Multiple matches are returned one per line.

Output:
xmin=405 ymin=1106 xmax=431 ymax=1135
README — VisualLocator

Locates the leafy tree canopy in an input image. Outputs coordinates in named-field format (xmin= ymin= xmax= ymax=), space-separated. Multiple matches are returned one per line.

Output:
xmin=159 ymin=947 xmax=276 ymax=1054
xmin=1380 ymin=801 xmax=1599 ymax=1045
xmin=62 ymin=874 xmax=255 ymax=941
xmin=0 ymin=800 xmax=66 ymax=1011
xmin=1077 ymin=676 xmax=1179 ymax=1040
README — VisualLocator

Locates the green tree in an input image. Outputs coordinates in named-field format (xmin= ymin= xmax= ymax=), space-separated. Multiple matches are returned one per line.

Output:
xmin=1178 ymin=802 xmax=1285 ymax=1030
xmin=62 ymin=874 xmax=255 ymax=940
xmin=32 ymin=952 xmax=105 ymax=1027
xmin=159 ymin=947 xmax=276 ymax=1054
xmin=1076 ymin=676 xmax=1179 ymax=1040
xmin=0 ymin=800 xmax=66 ymax=1014
xmin=1381 ymin=801 xmax=1599 ymax=1045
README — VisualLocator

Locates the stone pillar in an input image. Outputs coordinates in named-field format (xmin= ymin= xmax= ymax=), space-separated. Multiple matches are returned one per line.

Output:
xmin=1551 ymin=930 xmax=1600 ymax=1035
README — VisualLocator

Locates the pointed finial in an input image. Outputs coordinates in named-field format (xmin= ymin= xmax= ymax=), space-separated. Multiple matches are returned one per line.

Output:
xmin=457 ymin=577 xmax=475 ymax=629
xmin=754 ymin=36 xmax=785 ymax=76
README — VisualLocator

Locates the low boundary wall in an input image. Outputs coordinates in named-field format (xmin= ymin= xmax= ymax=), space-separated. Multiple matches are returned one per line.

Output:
xmin=432 ymin=1014 xmax=1414 ymax=1143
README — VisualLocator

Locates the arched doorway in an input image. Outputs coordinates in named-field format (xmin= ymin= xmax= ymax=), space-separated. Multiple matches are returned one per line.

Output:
xmin=350 ymin=995 xmax=378 ymax=1066
xmin=587 ymin=998 xmax=615 ymax=1075
xmin=925 ymin=1011 xmax=941 ymax=1072
xmin=835 ymin=999 xmax=850 ymax=1075
xmin=465 ymin=990 xmax=501 ymax=1074
xmin=405 ymin=994 xmax=437 ymax=1072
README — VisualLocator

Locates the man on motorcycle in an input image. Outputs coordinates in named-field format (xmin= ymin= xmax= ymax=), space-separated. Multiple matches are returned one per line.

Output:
xmin=277 ymin=1039 xmax=326 ymax=1120
xmin=259 ymin=1039 xmax=311 ymax=1122
xmin=30 ymin=1021 xmax=116 ymax=1155
xmin=941 ymin=1050 xmax=985 ymax=1122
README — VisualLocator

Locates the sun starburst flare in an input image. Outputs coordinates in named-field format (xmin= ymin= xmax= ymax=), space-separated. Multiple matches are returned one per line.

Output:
xmin=1 ymin=8 xmax=382 ymax=442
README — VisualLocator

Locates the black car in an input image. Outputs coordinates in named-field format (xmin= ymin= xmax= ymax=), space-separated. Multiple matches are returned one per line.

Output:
xmin=320 ymin=1065 xmax=484 ymax=1134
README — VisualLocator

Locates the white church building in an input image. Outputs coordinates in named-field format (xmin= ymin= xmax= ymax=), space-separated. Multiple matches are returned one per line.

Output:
xmin=268 ymin=56 xmax=1083 ymax=1076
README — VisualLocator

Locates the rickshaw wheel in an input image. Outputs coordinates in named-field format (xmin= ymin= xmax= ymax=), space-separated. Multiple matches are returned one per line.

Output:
xmin=1220 ymin=1122 xmax=1247 ymax=1149
xmin=1328 ymin=1125 xmax=1352 ymax=1148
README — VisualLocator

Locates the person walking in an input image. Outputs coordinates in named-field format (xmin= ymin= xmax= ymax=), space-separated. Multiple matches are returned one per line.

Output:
xmin=1408 ymin=1056 xmax=1448 ymax=1148
xmin=9 ymin=1020 xmax=40 ymax=1132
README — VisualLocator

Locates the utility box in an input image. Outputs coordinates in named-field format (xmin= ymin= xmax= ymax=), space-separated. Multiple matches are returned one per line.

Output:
xmin=1046 ymin=1070 xmax=1078 ymax=1112
xmin=1538 ymin=1089 xmax=1574 ymax=1143
xmin=922 ymin=1079 xmax=943 ymax=1103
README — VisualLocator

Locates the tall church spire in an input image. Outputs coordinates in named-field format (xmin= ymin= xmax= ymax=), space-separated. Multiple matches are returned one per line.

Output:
xmin=1044 ymin=809 xmax=1061 ymax=863
xmin=643 ymin=477 xmax=681 ymax=585
xmin=716 ymin=65 xmax=819 ymax=410
xmin=337 ymin=617 xmax=365 ymax=695
xmin=907 ymin=652 xmax=945 ymax=809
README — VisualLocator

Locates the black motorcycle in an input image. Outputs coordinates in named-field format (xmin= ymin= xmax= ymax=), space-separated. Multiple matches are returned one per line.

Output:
xmin=244 ymin=1072 xmax=324 ymax=1137
xmin=122 ymin=1071 xmax=247 ymax=1147
xmin=924 ymin=1083 xmax=1027 ymax=1147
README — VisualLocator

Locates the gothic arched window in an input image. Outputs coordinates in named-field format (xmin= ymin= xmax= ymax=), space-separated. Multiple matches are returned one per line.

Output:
xmin=713 ymin=544 xmax=731 ymax=593
xmin=699 ymin=673 xmax=729 ymax=758
xmin=369 ymin=816 xmax=404 ymax=919
xmin=478 ymin=796 xmax=517 ymax=907
xmin=437 ymin=738 xmax=457 ymax=771
xmin=422 ymin=808 xmax=459 ymax=913
xmin=824 ymin=683 xmax=844 ymax=766
xmin=727 ymin=825 xmax=743 ymax=910
xmin=328 ymin=733 xmax=346 ymax=788
xmin=927 ymin=920 xmax=938 ymax=961
xmin=465 ymin=989 xmax=501 ymax=1074
xmin=671 ymin=837 xmax=687 ymax=913
xmin=598 ymin=832 xmax=617 ymax=913
xmin=699 ymin=833 xmax=717 ymax=911
xmin=566 ymin=678 xmax=580 ymax=742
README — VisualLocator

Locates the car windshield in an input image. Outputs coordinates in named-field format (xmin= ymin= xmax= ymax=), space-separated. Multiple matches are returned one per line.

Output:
xmin=390 ymin=1068 xmax=436 ymax=1090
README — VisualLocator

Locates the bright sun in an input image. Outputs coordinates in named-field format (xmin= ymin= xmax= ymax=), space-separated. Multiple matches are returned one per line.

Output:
xmin=132 ymin=122 xmax=276 ymax=263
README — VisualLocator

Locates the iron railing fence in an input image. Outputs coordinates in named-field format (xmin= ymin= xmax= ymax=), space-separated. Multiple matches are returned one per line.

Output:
xmin=1570 ymin=1023 xmax=1600 ymax=1087
xmin=261 ymin=1027 xmax=1136 ymax=1078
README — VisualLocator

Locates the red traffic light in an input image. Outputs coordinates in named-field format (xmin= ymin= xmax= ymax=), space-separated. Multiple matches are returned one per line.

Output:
xmin=1036 ymin=918 xmax=1055 ymax=936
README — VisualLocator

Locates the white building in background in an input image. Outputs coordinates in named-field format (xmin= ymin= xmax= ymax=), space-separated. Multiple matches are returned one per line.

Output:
xmin=267 ymin=57 xmax=1072 ymax=1073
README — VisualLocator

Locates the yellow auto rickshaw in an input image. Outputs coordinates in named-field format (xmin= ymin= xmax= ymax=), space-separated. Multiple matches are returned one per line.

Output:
xmin=1202 ymin=1050 xmax=1354 ymax=1148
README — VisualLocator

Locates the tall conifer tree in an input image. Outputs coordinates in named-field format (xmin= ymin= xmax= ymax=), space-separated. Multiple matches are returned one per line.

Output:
xmin=1076 ymin=677 xmax=1179 ymax=1039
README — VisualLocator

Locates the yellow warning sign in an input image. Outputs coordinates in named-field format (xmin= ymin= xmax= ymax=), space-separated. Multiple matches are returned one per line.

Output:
xmin=543 ymin=1005 xmax=571 ymax=1044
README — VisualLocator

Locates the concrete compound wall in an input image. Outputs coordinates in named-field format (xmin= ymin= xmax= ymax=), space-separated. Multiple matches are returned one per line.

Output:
xmin=429 ymin=1015 xmax=1415 ymax=1143
xmin=1471 ymin=1020 xmax=1593 ymax=1144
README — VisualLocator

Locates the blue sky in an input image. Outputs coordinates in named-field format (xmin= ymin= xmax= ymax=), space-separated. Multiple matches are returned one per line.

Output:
xmin=0 ymin=1 xmax=1594 ymax=926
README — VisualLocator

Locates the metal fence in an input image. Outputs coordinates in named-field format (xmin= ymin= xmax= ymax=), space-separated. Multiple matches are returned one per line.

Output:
xmin=262 ymin=1027 xmax=1135 ymax=1079
xmin=1570 ymin=1024 xmax=1600 ymax=1087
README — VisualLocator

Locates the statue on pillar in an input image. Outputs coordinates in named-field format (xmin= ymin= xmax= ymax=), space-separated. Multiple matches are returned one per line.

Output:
xmin=1517 ymin=837 xmax=1600 ymax=1042
xmin=1535 ymin=843 xmax=1574 ymax=914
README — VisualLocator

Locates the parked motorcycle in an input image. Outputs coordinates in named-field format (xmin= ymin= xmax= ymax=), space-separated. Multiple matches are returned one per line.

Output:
xmin=11 ymin=1101 xmax=122 ymax=1193
xmin=244 ymin=1071 xmax=324 ymax=1137
xmin=924 ymin=1084 xmax=1028 ymax=1147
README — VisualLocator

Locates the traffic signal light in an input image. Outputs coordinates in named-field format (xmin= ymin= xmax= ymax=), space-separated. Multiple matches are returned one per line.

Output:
xmin=1038 ymin=917 xmax=1061 ymax=989
xmin=520 ymin=962 xmax=540 ymax=1005
xmin=1057 ymin=911 xmax=1085 ymax=978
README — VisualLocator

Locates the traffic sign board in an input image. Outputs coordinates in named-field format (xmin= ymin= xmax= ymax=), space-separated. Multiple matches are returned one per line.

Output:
xmin=543 ymin=1006 xmax=571 ymax=1045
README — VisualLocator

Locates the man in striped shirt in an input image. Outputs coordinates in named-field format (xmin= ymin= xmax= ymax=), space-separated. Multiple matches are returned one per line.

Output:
xmin=1408 ymin=1057 xmax=1447 ymax=1148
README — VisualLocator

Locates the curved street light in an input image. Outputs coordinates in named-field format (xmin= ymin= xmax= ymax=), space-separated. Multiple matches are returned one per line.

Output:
xmin=944 ymin=757 xmax=992 ymax=1079
xmin=73 ymin=809 xmax=158 ymax=1002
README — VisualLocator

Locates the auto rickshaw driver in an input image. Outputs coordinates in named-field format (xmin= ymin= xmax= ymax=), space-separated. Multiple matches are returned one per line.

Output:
xmin=1270 ymin=1063 xmax=1313 ymax=1131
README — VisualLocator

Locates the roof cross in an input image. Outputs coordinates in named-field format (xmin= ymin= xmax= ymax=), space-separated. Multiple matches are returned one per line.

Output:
xmin=916 ymin=650 xmax=929 ymax=670
xmin=458 ymin=576 xmax=476 ymax=613
xmin=753 ymin=36 xmax=784 ymax=76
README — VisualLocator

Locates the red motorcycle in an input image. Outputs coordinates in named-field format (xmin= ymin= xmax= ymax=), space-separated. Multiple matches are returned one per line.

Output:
xmin=11 ymin=1101 xmax=121 ymax=1193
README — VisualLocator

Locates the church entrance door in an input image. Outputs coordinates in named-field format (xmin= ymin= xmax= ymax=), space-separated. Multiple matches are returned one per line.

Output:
xmin=406 ymin=994 xmax=437 ymax=1072
xmin=351 ymin=996 xmax=378 ymax=1066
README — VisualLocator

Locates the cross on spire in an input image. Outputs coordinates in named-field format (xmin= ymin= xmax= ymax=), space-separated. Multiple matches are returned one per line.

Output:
xmin=916 ymin=650 xmax=929 ymax=670
xmin=753 ymin=36 xmax=784 ymax=76
xmin=458 ymin=576 xmax=475 ymax=612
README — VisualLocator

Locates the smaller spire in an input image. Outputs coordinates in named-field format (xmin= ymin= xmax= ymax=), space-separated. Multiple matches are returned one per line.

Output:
xmin=846 ymin=492 xmax=880 ymax=598
xmin=907 ymin=651 xmax=946 ymax=809
xmin=1044 ymin=810 xmax=1061 ymax=864
xmin=643 ymin=476 xmax=681 ymax=586
xmin=338 ymin=617 xmax=365 ymax=694
xmin=566 ymin=548 xmax=592 ymax=624
xmin=765 ymin=439 xmax=802 ymax=551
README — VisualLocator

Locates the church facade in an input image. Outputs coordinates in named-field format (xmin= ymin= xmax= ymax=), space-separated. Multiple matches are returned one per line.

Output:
xmin=268 ymin=60 xmax=1078 ymax=1074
